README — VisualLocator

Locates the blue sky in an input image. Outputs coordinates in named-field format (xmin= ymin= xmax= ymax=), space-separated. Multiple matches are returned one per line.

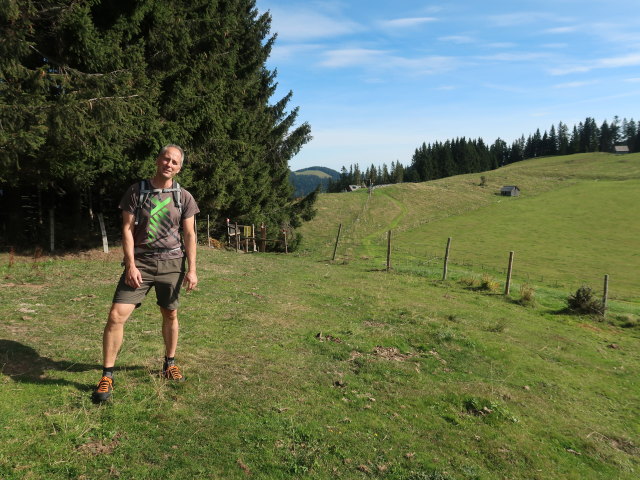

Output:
xmin=255 ymin=0 xmax=640 ymax=172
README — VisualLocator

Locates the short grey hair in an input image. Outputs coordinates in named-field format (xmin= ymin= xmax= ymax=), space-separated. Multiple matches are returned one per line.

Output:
xmin=158 ymin=144 xmax=185 ymax=166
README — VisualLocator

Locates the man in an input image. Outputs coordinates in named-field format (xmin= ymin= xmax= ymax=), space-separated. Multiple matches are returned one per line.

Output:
xmin=93 ymin=144 xmax=199 ymax=402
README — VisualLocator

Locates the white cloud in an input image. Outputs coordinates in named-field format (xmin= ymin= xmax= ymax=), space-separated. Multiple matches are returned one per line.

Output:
xmin=439 ymin=35 xmax=474 ymax=44
xmin=599 ymin=53 xmax=640 ymax=68
xmin=486 ymin=42 xmax=517 ymax=49
xmin=488 ymin=12 xmax=569 ymax=27
xmin=269 ymin=43 xmax=323 ymax=63
xmin=478 ymin=52 xmax=550 ymax=62
xmin=319 ymin=48 xmax=388 ymax=68
xmin=550 ymin=53 xmax=640 ymax=75
xmin=318 ymin=49 xmax=459 ymax=75
xmin=542 ymin=43 xmax=568 ymax=49
xmin=379 ymin=17 xmax=437 ymax=29
xmin=267 ymin=7 xmax=361 ymax=41
xmin=544 ymin=26 xmax=578 ymax=34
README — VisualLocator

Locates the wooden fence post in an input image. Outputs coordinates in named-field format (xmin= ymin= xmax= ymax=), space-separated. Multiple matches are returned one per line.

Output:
xmin=207 ymin=215 xmax=211 ymax=248
xmin=442 ymin=237 xmax=452 ymax=280
xmin=260 ymin=223 xmax=266 ymax=252
xmin=386 ymin=230 xmax=392 ymax=272
xmin=505 ymin=251 xmax=514 ymax=295
xmin=283 ymin=230 xmax=288 ymax=254
xmin=332 ymin=223 xmax=342 ymax=261
xmin=603 ymin=274 xmax=609 ymax=316
xmin=97 ymin=213 xmax=109 ymax=253
xmin=235 ymin=222 xmax=239 ymax=252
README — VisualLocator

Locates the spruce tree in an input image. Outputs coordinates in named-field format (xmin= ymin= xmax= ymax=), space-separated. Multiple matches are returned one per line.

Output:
xmin=1 ymin=0 xmax=312 ymax=248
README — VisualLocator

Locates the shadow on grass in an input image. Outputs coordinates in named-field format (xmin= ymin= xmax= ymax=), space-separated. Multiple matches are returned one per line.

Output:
xmin=0 ymin=339 xmax=142 ymax=392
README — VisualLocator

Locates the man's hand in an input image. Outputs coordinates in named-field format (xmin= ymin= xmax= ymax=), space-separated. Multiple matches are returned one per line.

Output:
xmin=125 ymin=265 xmax=143 ymax=289
xmin=183 ymin=271 xmax=198 ymax=291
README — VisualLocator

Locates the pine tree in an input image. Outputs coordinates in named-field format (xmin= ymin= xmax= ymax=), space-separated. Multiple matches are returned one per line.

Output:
xmin=623 ymin=118 xmax=637 ymax=149
xmin=548 ymin=124 xmax=558 ymax=156
xmin=558 ymin=122 xmax=570 ymax=155
xmin=1 ymin=0 xmax=313 ymax=248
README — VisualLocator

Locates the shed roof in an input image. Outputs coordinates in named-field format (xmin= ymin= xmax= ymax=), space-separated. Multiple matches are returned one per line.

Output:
xmin=614 ymin=145 xmax=630 ymax=153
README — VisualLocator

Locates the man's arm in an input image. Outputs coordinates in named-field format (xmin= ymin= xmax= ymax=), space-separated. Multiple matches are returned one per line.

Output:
xmin=182 ymin=216 xmax=198 ymax=291
xmin=122 ymin=211 xmax=142 ymax=289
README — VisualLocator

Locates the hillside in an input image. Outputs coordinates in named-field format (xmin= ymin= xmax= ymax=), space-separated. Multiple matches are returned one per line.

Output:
xmin=1 ymin=153 xmax=638 ymax=479
xmin=299 ymin=153 xmax=640 ymax=302
xmin=290 ymin=166 xmax=340 ymax=197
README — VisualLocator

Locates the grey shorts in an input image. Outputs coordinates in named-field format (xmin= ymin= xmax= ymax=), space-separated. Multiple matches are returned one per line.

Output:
xmin=112 ymin=256 xmax=186 ymax=310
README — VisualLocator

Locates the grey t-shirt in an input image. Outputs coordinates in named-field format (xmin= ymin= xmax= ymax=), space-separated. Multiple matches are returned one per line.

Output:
xmin=119 ymin=180 xmax=200 ymax=259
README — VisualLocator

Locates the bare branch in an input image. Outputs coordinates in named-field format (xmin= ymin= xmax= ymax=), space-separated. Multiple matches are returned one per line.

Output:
xmin=85 ymin=95 xmax=140 ymax=103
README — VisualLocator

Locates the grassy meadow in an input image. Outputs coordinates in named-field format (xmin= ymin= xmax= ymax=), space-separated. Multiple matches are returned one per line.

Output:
xmin=1 ymin=153 xmax=639 ymax=479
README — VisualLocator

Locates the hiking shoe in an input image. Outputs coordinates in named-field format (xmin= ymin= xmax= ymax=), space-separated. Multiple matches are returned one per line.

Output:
xmin=163 ymin=364 xmax=185 ymax=381
xmin=93 ymin=376 xmax=113 ymax=402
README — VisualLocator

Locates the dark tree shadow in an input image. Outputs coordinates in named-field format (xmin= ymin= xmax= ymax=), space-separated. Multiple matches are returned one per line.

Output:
xmin=0 ymin=339 xmax=142 ymax=392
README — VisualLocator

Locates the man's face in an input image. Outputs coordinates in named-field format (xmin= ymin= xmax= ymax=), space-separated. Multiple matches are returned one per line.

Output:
xmin=156 ymin=147 xmax=182 ymax=180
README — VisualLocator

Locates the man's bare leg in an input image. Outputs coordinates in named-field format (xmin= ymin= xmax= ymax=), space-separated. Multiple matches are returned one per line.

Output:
xmin=161 ymin=307 xmax=179 ymax=358
xmin=161 ymin=307 xmax=184 ymax=380
xmin=103 ymin=303 xmax=137 ymax=368
xmin=93 ymin=303 xmax=136 ymax=402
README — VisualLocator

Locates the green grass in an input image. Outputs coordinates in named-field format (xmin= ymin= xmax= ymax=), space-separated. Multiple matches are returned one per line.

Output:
xmin=1 ymin=153 xmax=639 ymax=479
xmin=300 ymin=153 xmax=640 ymax=302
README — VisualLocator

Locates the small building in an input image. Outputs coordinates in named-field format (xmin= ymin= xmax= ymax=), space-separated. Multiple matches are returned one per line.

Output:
xmin=500 ymin=185 xmax=520 ymax=197
xmin=614 ymin=145 xmax=630 ymax=154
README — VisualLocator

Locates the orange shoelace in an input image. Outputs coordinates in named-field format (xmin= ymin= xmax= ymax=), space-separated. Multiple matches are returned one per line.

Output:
xmin=96 ymin=376 xmax=113 ymax=393
xmin=164 ymin=365 xmax=183 ymax=379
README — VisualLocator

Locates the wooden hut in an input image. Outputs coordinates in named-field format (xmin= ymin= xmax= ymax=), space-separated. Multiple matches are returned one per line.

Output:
xmin=500 ymin=185 xmax=520 ymax=197
xmin=614 ymin=145 xmax=630 ymax=154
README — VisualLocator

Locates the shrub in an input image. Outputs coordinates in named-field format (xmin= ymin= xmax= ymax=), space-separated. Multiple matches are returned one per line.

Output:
xmin=518 ymin=283 xmax=536 ymax=306
xmin=459 ymin=275 xmax=480 ymax=288
xmin=479 ymin=273 xmax=500 ymax=293
xmin=567 ymin=285 xmax=604 ymax=316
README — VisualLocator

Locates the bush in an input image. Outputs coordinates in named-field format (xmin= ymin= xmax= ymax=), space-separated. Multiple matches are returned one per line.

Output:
xmin=459 ymin=275 xmax=480 ymax=288
xmin=567 ymin=285 xmax=604 ymax=316
xmin=518 ymin=283 xmax=536 ymax=306
xmin=479 ymin=273 xmax=500 ymax=293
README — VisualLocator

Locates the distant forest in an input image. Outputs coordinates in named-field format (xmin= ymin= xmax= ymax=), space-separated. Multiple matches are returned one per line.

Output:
xmin=327 ymin=116 xmax=640 ymax=192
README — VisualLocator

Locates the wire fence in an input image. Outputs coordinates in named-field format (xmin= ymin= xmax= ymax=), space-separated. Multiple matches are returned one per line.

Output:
xmin=303 ymin=224 xmax=623 ymax=306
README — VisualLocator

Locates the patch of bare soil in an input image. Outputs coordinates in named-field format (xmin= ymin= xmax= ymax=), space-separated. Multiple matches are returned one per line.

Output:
xmin=578 ymin=323 xmax=603 ymax=332
xmin=363 ymin=320 xmax=387 ymax=327
xmin=372 ymin=346 xmax=414 ymax=361
xmin=587 ymin=432 xmax=639 ymax=456
xmin=1 ymin=283 xmax=47 ymax=290
xmin=77 ymin=434 xmax=122 ymax=455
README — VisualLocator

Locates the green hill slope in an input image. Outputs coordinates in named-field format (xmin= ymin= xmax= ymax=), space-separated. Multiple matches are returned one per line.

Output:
xmin=1 ymin=154 xmax=638 ymax=480
xmin=299 ymin=153 xmax=640 ymax=301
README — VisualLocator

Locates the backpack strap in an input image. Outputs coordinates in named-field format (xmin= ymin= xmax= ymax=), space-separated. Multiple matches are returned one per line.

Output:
xmin=172 ymin=181 xmax=183 ymax=218
xmin=135 ymin=180 xmax=150 ymax=226
xmin=134 ymin=179 xmax=183 ymax=226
